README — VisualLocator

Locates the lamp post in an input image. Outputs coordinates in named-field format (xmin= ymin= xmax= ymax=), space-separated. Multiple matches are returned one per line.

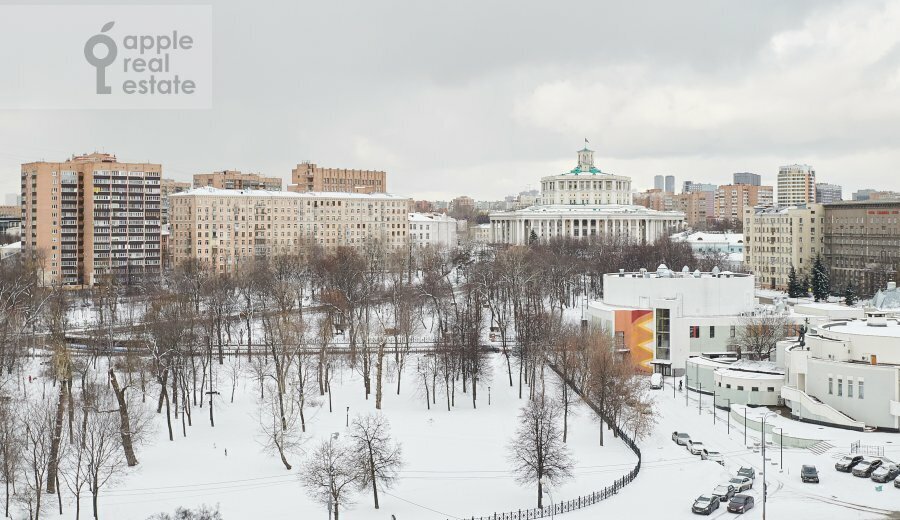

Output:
xmin=698 ymin=381 xmax=702 ymax=415
xmin=345 ymin=406 xmax=349 ymax=428
xmin=743 ymin=405 xmax=748 ymax=446
xmin=712 ymin=389 xmax=716 ymax=425
xmin=772 ymin=426 xmax=784 ymax=471
xmin=761 ymin=412 xmax=776 ymax=520
xmin=685 ymin=374 xmax=689 ymax=407
xmin=724 ymin=398 xmax=732 ymax=434
xmin=328 ymin=432 xmax=339 ymax=520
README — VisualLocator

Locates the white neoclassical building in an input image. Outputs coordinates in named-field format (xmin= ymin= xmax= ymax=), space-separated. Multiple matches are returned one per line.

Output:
xmin=489 ymin=147 xmax=684 ymax=245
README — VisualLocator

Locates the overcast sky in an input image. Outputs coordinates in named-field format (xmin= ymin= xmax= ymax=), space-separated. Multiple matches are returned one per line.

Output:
xmin=2 ymin=0 xmax=900 ymax=201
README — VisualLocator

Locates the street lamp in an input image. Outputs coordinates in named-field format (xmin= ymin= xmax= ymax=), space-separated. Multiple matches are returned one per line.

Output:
xmin=712 ymin=389 xmax=716 ymax=425
xmin=724 ymin=398 xmax=732 ymax=434
xmin=346 ymin=406 xmax=350 ymax=428
xmin=698 ymin=381 xmax=702 ymax=415
xmin=328 ymin=432 xmax=339 ymax=520
xmin=772 ymin=426 xmax=784 ymax=471
xmin=761 ymin=412 xmax=776 ymax=520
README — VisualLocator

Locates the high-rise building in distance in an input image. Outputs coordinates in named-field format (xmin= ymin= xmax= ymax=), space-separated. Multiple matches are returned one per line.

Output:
xmin=733 ymin=172 xmax=761 ymax=186
xmin=715 ymin=184 xmax=774 ymax=225
xmin=654 ymin=175 xmax=664 ymax=191
xmin=815 ymin=183 xmax=843 ymax=203
xmin=193 ymin=170 xmax=282 ymax=191
xmin=777 ymin=164 xmax=816 ymax=207
xmin=21 ymin=153 xmax=162 ymax=286
xmin=665 ymin=175 xmax=675 ymax=194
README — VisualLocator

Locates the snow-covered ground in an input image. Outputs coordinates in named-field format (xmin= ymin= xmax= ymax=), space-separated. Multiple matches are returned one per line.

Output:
xmin=87 ymin=354 xmax=635 ymax=520
xmin=557 ymin=380 xmax=900 ymax=520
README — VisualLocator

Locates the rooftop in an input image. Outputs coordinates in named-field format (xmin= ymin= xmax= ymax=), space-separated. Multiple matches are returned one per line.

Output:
xmin=171 ymin=186 xmax=410 ymax=200
xmin=608 ymin=265 xmax=751 ymax=279
xmin=490 ymin=204 xmax=683 ymax=216
xmin=671 ymin=231 xmax=744 ymax=245
xmin=821 ymin=318 xmax=900 ymax=338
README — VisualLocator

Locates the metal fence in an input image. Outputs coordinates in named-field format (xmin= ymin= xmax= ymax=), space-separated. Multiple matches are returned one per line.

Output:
xmin=454 ymin=364 xmax=643 ymax=520
xmin=850 ymin=440 xmax=884 ymax=457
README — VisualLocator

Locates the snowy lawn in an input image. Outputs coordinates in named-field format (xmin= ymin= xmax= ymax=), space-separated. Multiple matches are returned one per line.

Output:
xmin=91 ymin=354 xmax=635 ymax=520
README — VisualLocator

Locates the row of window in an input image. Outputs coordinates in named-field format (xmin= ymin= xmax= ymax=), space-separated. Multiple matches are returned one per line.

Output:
xmin=717 ymin=382 xmax=777 ymax=393
xmin=828 ymin=377 xmax=865 ymax=399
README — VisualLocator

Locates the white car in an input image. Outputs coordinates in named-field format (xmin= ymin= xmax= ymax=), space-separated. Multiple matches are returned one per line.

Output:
xmin=701 ymin=449 xmax=724 ymax=465
xmin=650 ymin=373 xmax=663 ymax=389
xmin=728 ymin=476 xmax=753 ymax=492
xmin=687 ymin=440 xmax=705 ymax=455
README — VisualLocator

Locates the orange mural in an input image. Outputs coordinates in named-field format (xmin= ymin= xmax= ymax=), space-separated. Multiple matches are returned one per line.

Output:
xmin=614 ymin=309 xmax=654 ymax=372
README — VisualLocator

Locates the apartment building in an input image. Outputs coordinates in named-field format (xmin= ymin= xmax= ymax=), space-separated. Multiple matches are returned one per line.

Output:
xmin=160 ymin=178 xmax=191 ymax=225
xmin=744 ymin=204 xmax=824 ymax=290
xmin=672 ymin=191 xmax=713 ymax=228
xmin=193 ymin=170 xmax=283 ymax=191
xmin=21 ymin=153 xmax=162 ymax=286
xmin=823 ymin=201 xmax=900 ymax=296
xmin=714 ymin=184 xmax=774 ymax=225
xmin=777 ymin=164 xmax=816 ymax=207
xmin=168 ymin=187 xmax=411 ymax=274
xmin=815 ymin=182 xmax=842 ymax=203
xmin=288 ymin=162 xmax=386 ymax=194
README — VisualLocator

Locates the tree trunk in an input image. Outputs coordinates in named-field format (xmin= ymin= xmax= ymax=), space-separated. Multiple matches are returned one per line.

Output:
xmin=163 ymin=387 xmax=173 ymax=441
xmin=47 ymin=381 xmax=66 ymax=493
xmin=91 ymin=477 xmax=98 ymax=520
xmin=537 ymin=479 xmax=543 ymax=509
xmin=375 ymin=343 xmax=384 ymax=410
xmin=370 ymin=452 xmax=379 ymax=509
xmin=108 ymin=370 xmax=138 ymax=466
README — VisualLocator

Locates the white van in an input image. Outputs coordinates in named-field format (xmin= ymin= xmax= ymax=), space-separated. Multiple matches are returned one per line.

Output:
xmin=650 ymin=372 xmax=663 ymax=389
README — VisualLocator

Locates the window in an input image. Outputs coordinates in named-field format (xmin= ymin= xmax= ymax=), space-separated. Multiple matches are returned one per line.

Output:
xmin=828 ymin=377 xmax=833 ymax=394
xmin=737 ymin=386 xmax=744 ymax=391
xmin=655 ymin=309 xmax=671 ymax=360
xmin=750 ymin=386 xmax=758 ymax=392
xmin=730 ymin=325 xmax=736 ymax=338
xmin=726 ymin=384 xmax=731 ymax=389
xmin=858 ymin=380 xmax=864 ymax=399
xmin=767 ymin=387 xmax=775 ymax=392
xmin=689 ymin=326 xmax=700 ymax=338
xmin=709 ymin=327 xmax=715 ymax=339
xmin=848 ymin=380 xmax=853 ymax=398
xmin=837 ymin=378 xmax=843 ymax=397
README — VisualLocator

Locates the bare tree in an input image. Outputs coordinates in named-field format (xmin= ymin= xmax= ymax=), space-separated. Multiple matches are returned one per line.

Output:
xmin=299 ymin=437 xmax=358 ymax=520
xmin=0 ymin=400 xmax=22 ymax=518
xmin=82 ymin=388 xmax=128 ymax=520
xmin=733 ymin=314 xmax=790 ymax=360
xmin=508 ymin=398 xmax=573 ymax=509
xmin=18 ymin=398 xmax=56 ymax=520
xmin=349 ymin=414 xmax=403 ymax=509
xmin=257 ymin=383 xmax=304 ymax=471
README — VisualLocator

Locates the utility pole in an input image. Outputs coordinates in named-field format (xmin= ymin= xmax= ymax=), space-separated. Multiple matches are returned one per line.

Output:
xmin=761 ymin=413 xmax=775 ymax=520
xmin=206 ymin=335 xmax=218 ymax=427
xmin=698 ymin=382 xmax=702 ymax=415
xmin=712 ymin=390 xmax=716 ymax=424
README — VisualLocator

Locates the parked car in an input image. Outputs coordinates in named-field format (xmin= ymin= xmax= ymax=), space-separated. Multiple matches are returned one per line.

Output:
xmin=691 ymin=494 xmax=720 ymax=515
xmin=894 ymin=475 xmax=900 ymax=489
xmin=672 ymin=432 xmax=691 ymax=445
xmin=870 ymin=464 xmax=900 ymax=483
xmin=800 ymin=465 xmax=819 ymax=483
xmin=800 ymin=464 xmax=819 ymax=484
xmin=650 ymin=372 xmax=663 ymax=389
xmin=711 ymin=484 xmax=736 ymax=502
xmin=835 ymin=455 xmax=864 ymax=472
xmin=728 ymin=476 xmax=753 ymax=492
xmin=687 ymin=440 xmax=706 ymax=455
xmin=852 ymin=458 xmax=883 ymax=477
xmin=736 ymin=466 xmax=756 ymax=481
xmin=727 ymin=494 xmax=755 ymax=514
xmin=701 ymin=449 xmax=724 ymax=465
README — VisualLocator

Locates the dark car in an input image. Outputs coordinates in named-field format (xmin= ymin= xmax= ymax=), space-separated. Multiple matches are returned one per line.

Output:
xmin=691 ymin=494 xmax=720 ymax=515
xmin=728 ymin=494 xmax=755 ymax=514
xmin=835 ymin=455 xmax=864 ymax=472
xmin=801 ymin=465 xmax=819 ymax=483
xmin=852 ymin=458 xmax=883 ymax=477
xmin=870 ymin=464 xmax=900 ymax=483
xmin=736 ymin=466 xmax=756 ymax=481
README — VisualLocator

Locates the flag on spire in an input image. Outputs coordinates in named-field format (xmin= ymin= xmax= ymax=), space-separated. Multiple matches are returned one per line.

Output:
xmin=585 ymin=137 xmax=589 ymax=144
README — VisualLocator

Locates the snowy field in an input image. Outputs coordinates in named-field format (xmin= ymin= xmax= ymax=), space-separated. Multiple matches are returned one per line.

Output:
xmin=86 ymin=354 xmax=635 ymax=520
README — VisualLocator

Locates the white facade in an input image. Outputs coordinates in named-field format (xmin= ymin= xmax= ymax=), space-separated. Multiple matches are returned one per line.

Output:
xmin=490 ymin=147 xmax=684 ymax=245
xmin=408 ymin=212 xmax=458 ymax=248
xmin=685 ymin=357 xmax=785 ymax=407
xmin=779 ymin=313 xmax=900 ymax=431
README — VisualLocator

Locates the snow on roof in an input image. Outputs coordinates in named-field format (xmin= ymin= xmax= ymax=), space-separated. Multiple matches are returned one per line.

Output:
xmin=490 ymin=204 xmax=684 ymax=216
xmin=728 ymin=359 xmax=784 ymax=375
xmin=822 ymin=319 xmax=900 ymax=338
xmin=408 ymin=212 xmax=456 ymax=222
xmin=671 ymin=231 xmax=744 ymax=245
xmin=687 ymin=356 xmax=733 ymax=368
xmin=171 ymin=186 xmax=410 ymax=200
xmin=716 ymin=368 xmax=784 ymax=380
xmin=872 ymin=283 xmax=900 ymax=310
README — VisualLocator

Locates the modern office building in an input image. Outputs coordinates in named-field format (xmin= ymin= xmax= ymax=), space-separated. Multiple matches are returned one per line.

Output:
xmin=490 ymin=147 xmax=683 ymax=245
xmin=744 ymin=204 xmax=824 ymax=290
xmin=194 ymin=170 xmax=283 ymax=191
xmin=815 ymin=182 xmax=843 ymax=203
xmin=168 ymin=187 xmax=411 ymax=274
xmin=733 ymin=172 xmax=761 ymax=186
xmin=714 ymin=184 xmax=774 ymax=225
xmin=409 ymin=212 xmax=458 ymax=248
xmin=823 ymin=200 xmax=900 ymax=296
xmin=777 ymin=164 xmax=816 ymax=207
xmin=665 ymin=175 xmax=675 ymax=194
xmin=654 ymin=175 xmax=664 ymax=191
xmin=21 ymin=153 xmax=162 ymax=286
xmin=288 ymin=162 xmax=386 ymax=194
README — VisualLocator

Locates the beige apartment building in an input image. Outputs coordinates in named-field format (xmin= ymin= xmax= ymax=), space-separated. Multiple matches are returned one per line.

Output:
xmin=169 ymin=187 xmax=411 ymax=274
xmin=21 ymin=153 xmax=162 ymax=286
xmin=744 ymin=204 xmax=824 ymax=290
xmin=193 ymin=170 xmax=283 ymax=191
xmin=672 ymin=191 xmax=712 ymax=228
xmin=777 ymin=164 xmax=816 ymax=207
xmin=160 ymin=178 xmax=191 ymax=225
xmin=288 ymin=162 xmax=386 ymax=194
xmin=714 ymin=184 xmax=774 ymax=225
xmin=823 ymin=201 xmax=900 ymax=296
